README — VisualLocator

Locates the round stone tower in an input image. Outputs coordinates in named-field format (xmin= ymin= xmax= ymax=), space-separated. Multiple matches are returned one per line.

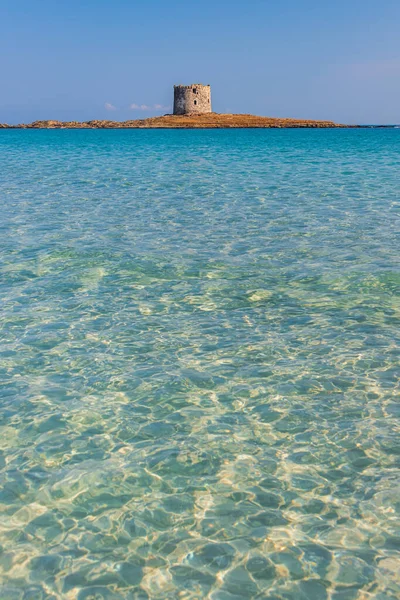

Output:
xmin=173 ymin=84 xmax=212 ymax=115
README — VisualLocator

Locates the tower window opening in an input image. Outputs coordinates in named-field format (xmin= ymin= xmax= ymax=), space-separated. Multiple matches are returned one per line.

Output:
xmin=194 ymin=100 xmax=197 ymax=105
xmin=193 ymin=88 xmax=197 ymax=94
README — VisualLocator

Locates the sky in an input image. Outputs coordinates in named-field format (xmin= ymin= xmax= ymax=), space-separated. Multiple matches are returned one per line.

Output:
xmin=1 ymin=0 xmax=399 ymax=124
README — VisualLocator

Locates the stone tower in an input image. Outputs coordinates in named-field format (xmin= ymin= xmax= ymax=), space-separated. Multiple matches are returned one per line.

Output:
xmin=173 ymin=84 xmax=212 ymax=115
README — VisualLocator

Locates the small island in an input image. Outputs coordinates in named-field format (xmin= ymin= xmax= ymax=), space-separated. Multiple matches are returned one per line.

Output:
xmin=0 ymin=84 xmax=360 ymax=128
xmin=0 ymin=83 xmax=355 ymax=129
xmin=0 ymin=113 xmax=351 ymax=129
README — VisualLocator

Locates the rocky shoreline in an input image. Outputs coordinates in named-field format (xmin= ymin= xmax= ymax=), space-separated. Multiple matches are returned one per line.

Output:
xmin=0 ymin=113 xmax=357 ymax=129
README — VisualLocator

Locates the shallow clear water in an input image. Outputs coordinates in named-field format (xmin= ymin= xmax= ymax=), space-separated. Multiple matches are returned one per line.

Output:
xmin=0 ymin=129 xmax=399 ymax=599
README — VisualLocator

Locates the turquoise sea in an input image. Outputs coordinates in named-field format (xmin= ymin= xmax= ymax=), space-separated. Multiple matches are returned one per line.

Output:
xmin=0 ymin=129 xmax=399 ymax=599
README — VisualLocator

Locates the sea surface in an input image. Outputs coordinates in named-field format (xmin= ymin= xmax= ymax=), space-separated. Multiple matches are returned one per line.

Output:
xmin=0 ymin=129 xmax=399 ymax=600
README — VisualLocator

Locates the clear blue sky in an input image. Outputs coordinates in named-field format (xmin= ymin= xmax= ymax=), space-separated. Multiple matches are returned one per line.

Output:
xmin=1 ymin=0 xmax=399 ymax=124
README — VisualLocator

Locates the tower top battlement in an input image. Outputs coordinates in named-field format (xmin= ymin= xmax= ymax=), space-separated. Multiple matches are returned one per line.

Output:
xmin=174 ymin=84 xmax=210 ymax=88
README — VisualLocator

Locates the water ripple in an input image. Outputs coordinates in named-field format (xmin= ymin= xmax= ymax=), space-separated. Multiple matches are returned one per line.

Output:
xmin=0 ymin=129 xmax=399 ymax=599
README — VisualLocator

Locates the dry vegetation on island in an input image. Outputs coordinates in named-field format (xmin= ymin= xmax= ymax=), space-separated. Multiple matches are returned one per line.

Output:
xmin=0 ymin=113 xmax=351 ymax=129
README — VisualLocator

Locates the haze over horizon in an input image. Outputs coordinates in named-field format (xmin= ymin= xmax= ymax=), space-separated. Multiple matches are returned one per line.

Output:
xmin=1 ymin=0 xmax=399 ymax=125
